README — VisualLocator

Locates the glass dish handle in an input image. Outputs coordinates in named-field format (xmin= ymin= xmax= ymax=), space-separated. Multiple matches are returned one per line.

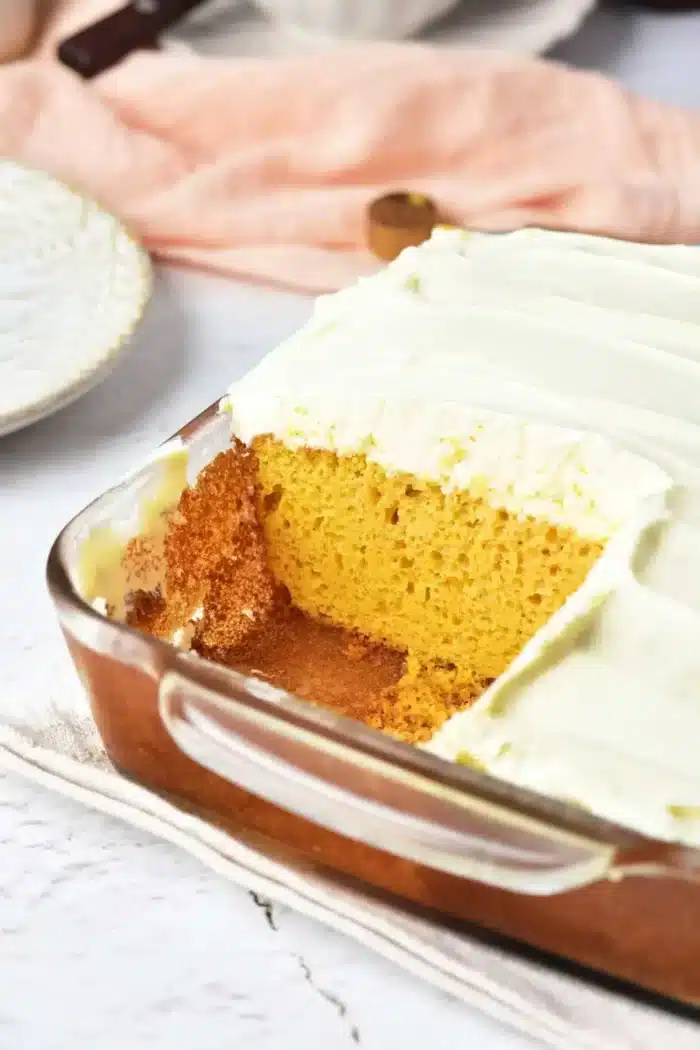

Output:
xmin=159 ymin=669 xmax=618 ymax=896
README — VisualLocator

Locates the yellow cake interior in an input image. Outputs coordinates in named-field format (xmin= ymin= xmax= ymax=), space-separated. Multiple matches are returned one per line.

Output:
xmin=119 ymin=436 xmax=605 ymax=745
xmin=253 ymin=436 xmax=603 ymax=739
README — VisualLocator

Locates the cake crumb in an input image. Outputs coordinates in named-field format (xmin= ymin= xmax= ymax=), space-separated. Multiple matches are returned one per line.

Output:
xmin=121 ymin=440 xmax=596 ymax=746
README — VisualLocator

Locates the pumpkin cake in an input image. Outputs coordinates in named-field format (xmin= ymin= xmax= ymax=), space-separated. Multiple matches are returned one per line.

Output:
xmin=86 ymin=226 xmax=700 ymax=846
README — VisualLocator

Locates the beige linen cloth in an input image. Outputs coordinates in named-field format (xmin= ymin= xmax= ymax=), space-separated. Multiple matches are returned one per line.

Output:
xmin=2 ymin=4 xmax=700 ymax=1046
xmin=3 ymin=0 xmax=700 ymax=291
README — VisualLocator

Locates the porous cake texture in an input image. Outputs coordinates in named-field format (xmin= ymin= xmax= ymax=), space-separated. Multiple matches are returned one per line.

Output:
xmin=253 ymin=436 xmax=602 ymax=738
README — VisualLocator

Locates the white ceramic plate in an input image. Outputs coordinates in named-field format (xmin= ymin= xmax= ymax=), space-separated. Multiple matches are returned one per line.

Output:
xmin=168 ymin=0 xmax=597 ymax=57
xmin=0 ymin=161 xmax=151 ymax=438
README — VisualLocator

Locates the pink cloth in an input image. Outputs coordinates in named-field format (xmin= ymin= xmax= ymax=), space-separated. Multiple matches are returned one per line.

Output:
xmin=4 ymin=1 xmax=700 ymax=292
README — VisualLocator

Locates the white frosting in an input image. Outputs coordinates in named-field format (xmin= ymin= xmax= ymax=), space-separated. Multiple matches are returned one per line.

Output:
xmin=223 ymin=227 xmax=700 ymax=846
xmin=221 ymin=226 xmax=699 ymax=538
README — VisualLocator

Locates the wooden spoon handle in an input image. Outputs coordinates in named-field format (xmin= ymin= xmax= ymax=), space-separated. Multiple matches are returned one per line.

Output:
xmin=58 ymin=0 xmax=209 ymax=78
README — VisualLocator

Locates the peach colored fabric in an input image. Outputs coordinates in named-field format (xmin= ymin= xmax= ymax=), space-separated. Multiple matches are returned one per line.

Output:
xmin=4 ymin=0 xmax=700 ymax=291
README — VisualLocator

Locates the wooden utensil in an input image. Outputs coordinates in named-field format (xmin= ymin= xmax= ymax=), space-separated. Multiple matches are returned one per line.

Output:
xmin=58 ymin=0 xmax=211 ymax=78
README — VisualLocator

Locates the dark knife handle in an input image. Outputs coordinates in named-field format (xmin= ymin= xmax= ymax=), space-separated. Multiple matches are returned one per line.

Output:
xmin=58 ymin=0 xmax=208 ymax=78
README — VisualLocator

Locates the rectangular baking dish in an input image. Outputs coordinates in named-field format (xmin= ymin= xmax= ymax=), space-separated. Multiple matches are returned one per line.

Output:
xmin=47 ymin=400 xmax=700 ymax=1012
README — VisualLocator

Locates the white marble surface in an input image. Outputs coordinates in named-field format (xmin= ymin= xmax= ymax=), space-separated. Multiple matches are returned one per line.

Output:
xmin=2 ymin=9 xmax=700 ymax=1048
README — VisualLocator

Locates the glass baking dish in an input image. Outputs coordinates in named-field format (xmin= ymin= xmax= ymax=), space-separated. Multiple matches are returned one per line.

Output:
xmin=47 ymin=400 xmax=700 ymax=1011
